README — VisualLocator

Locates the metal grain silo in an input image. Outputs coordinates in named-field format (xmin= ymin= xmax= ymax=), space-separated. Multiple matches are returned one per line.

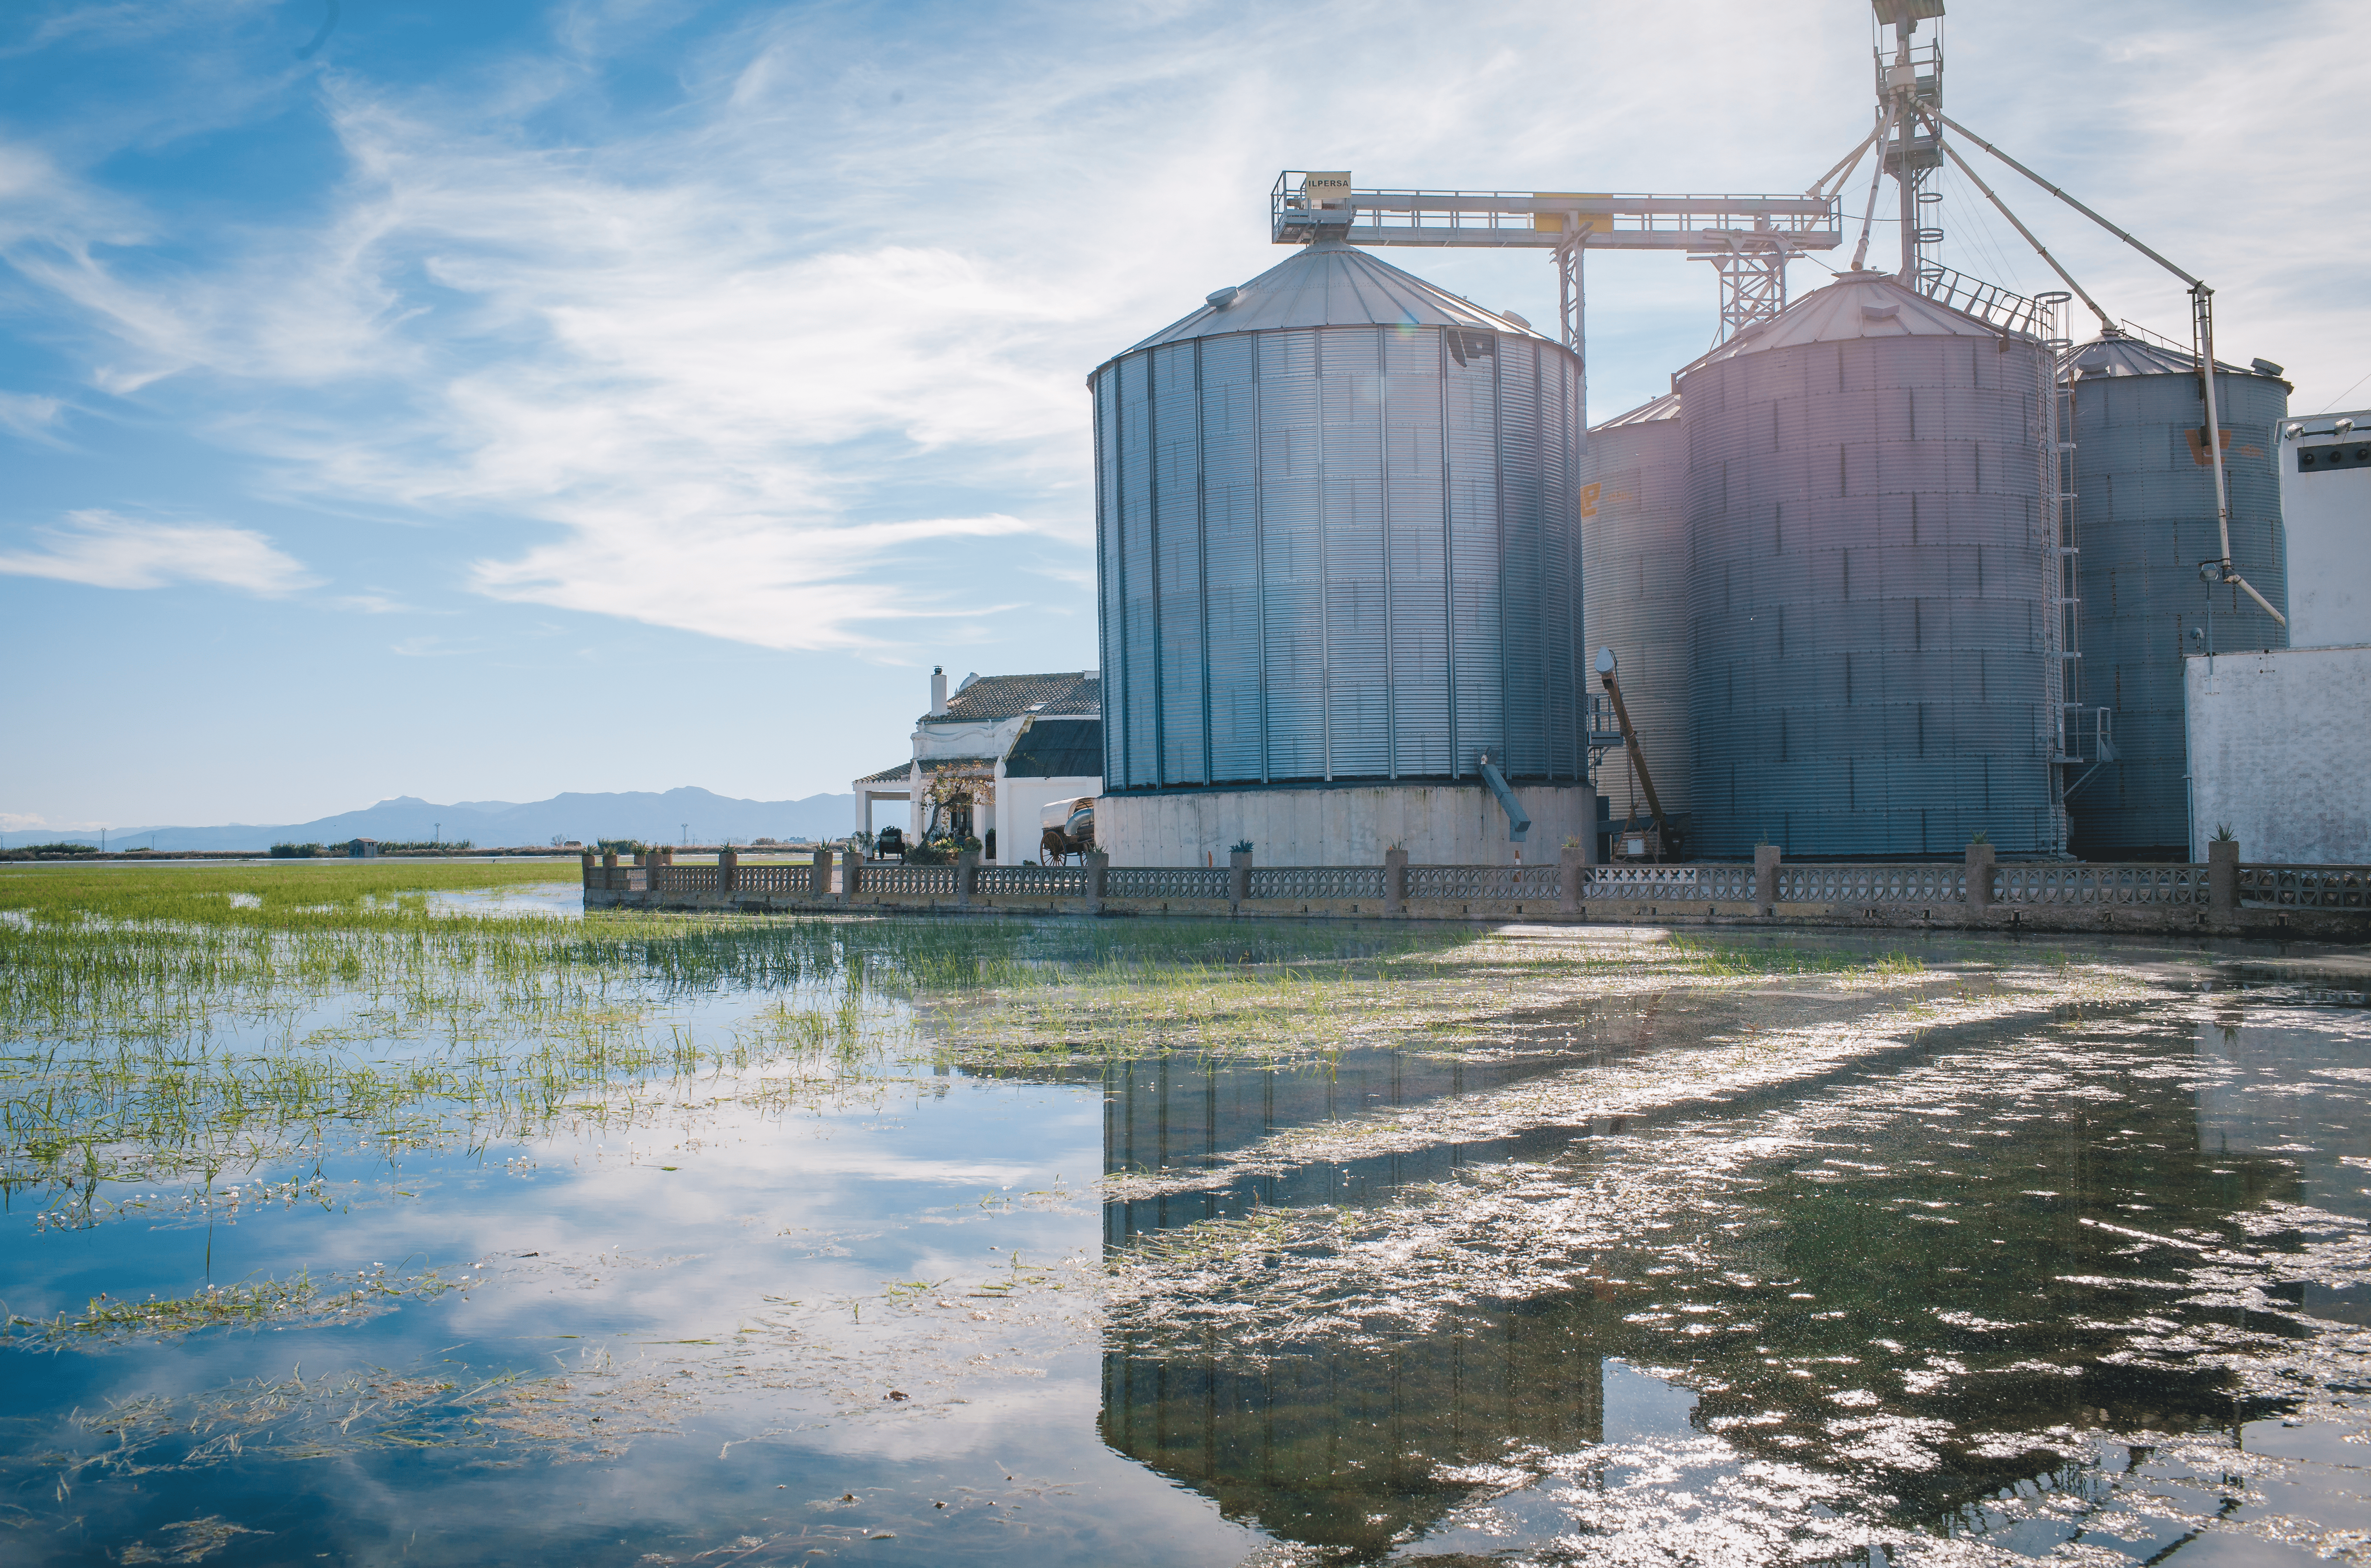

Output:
xmin=1581 ymin=392 xmax=1691 ymax=833
xmin=1682 ymin=271 xmax=2060 ymax=859
xmin=2063 ymin=335 xmax=2289 ymax=858
xmin=1089 ymin=238 xmax=1593 ymax=865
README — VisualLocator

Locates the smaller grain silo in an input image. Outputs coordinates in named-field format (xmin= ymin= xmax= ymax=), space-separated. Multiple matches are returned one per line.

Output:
xmin=2062 ymin=335 xmax=2289 ymax=858
xmin=1579 ymin=393 xmax=1691 ymax=837
xmin=1683 ymin=270 xmax=2060 ymax=859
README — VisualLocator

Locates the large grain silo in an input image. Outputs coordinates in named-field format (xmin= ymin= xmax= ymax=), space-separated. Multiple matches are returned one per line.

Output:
xmin=1090 ymin=238 xmax=1593 ymax=866
xmin=1683 ymin=271 xmax=2061 ymax=859
xmin=1580 ymin=392 xmax=1690 ymax=837
xmin=2062 ymin=335 xmax=2289 ymax=858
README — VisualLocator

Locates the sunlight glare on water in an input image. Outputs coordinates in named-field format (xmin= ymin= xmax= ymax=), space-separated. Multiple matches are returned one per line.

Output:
xmin=3 ymin=860 xmax=2368 ymax=1565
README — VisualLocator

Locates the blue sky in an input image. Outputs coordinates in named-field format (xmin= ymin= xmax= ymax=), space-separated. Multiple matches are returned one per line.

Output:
xmin=3 ymin=0 xmax=2362 ymax=833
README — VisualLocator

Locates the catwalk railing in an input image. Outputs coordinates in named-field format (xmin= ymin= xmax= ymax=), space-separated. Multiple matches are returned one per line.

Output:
xmin=580 ymin=846 xmax=2360 ymax=928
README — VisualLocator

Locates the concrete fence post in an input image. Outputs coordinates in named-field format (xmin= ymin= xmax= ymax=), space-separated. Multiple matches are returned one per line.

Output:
xmin=956 ymin=849 xmax=980 ymax=907
xmin=1754 ymin=844 xmax=1781 ymax=911
xmin=2209 ymin=838 xmax=2240 ymax=928
xmin=1558 ymin=843 xmax=1586 ymax=915
xmin=718 ymin=848 xmax=738 ymax=896
xmin=1229 ymin=849 xmax=1253 ymax=914
xmin=580 ymin=851 xmax=597 ymax=891
xmin=843 ymin=849 xmax=862 ymax=903
xmin=1385 ymin=847 xmax=1409 ymax=916
xmin=602 ymin=849 xmax=620 ymax=893
xmin=1086 ymin=851 xmax=1109 ymax=914
xmin=1966 ymin=841 xmax=1995 ymax=913
xmin=810 ymin=847 xmax=831 ymax=901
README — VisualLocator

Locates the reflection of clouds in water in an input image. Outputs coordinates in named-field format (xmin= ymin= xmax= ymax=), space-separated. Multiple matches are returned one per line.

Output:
xmin=23 ymin=910 xmax=2371 ymax=1563
xmin=418 ymin=881 xmax=582 ymax=919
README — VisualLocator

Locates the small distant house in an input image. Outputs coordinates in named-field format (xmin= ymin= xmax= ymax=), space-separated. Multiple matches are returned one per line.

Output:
xmin=852 ymin=666 xmax=1100 ymax=860
xmin=347 ymin=838 xmax=379 ymax=859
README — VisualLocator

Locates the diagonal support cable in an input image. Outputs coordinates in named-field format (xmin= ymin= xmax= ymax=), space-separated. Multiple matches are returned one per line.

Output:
xmin=1939 ymin=114 xmax=2200 ymax=287
xmin=1911 ymin=106 xmax=2111 ymax=331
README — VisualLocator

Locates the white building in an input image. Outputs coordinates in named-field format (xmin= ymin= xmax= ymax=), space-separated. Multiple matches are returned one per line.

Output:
xmin=850 ymin=667 xmax=1101 ymax=861
xmin=2187 ymin=409 xmax=2371 ymax=863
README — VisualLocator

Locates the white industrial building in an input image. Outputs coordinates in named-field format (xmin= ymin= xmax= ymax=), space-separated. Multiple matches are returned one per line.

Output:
xmin=2187 ymin=410 xmax=2371 ymax=863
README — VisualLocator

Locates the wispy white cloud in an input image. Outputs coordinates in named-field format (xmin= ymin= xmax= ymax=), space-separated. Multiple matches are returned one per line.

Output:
xmin=4 ymin=0 xmax=2367 ymax=653
xmin=472 ymin=512 xmax=1042 ymax=650
xmin=388 ymin=634 xmax=485 ymax=657
xmin=0 ymin=509 xmax=318 ymax=594
xmin=333 ymin=590 xmax=439 ymax=614
xmin=0 ymin=390 xmax=68 ymax=444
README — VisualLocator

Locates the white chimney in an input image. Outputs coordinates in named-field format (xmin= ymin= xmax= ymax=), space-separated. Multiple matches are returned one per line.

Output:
xmin=930 ymin=665 xmax=948 ymax=715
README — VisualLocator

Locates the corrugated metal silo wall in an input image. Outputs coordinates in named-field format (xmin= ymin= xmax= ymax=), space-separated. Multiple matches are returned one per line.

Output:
xmin=1580 ymin=416 xmax=1691 ymax=821
xmin=2066 ymin=367 xmax=2289 ymax=858
xmin=1094 ymin=326 xmax=1584 ymax=792
xmin=1685 ymin=334 xmax=2059 ymax=858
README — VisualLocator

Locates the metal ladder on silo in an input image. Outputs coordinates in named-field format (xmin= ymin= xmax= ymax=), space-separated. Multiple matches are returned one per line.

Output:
xmin=2043 ymin=295 xmax=2114 ymax=811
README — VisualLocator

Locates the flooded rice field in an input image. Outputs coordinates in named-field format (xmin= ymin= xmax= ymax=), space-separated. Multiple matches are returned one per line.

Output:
xmin=3 ymin=860 xmax=2368 ymax=1566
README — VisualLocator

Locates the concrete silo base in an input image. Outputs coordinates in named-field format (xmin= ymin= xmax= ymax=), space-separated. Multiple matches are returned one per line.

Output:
xmin=1097 ymin=784 xmax=1599 ymax=868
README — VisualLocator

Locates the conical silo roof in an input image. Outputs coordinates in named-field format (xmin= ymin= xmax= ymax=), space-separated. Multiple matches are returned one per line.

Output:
xmin=1593 ymin=390 xmax=1679 ymax=431
xmin=1695 ymin=270 xmax=2019 ymax=367
xmin=1114 ymin=238 xmax=1552 ymax=360
xmin=2064 ymin=333 xmax=2278 ymax=384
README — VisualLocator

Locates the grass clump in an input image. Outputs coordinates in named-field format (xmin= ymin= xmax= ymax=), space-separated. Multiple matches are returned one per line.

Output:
xmin=8 ymin=1264 xmax=465 ymax=1347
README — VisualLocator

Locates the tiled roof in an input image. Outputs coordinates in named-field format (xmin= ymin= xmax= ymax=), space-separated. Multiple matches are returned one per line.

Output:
xmin=856 ymin=753 xmax=1006 ymax=785
xmin=1002 ymin=717 xmax=1103 ymax=780
xmin=927 ymin=670 xmax=1100 ymax=723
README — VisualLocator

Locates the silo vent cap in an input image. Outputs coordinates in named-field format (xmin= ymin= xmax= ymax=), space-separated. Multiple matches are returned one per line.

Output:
xmin=1205 ymin=285 xmax=1242 ymax=309
xmin=1859 ymin=302 xmax=1901 ymax=320
xmin=2251 ymin=357 xmax=2285 ymax=377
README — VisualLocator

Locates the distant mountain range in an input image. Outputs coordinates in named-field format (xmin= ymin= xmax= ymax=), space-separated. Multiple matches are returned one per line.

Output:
xmin=69 ymin=787 xmax=857 ymax=852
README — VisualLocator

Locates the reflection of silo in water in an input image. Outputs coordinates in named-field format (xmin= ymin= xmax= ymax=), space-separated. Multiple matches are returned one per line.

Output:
xmin=1095 ymin=1044 xmax=1623 ymax=1553
xmin=1581 ymin=392 xmax=1690 ymax=836
xmin=1101 ymin=1303 xmax=1603 ymax=1554
xmin=2062 ymin=337 xmax=2289 ymax=858
xmin=1684 ymin=272 xmax=2060 ymax=857
xmin=1099 ymin=1030 xmax=1649 ymax=1246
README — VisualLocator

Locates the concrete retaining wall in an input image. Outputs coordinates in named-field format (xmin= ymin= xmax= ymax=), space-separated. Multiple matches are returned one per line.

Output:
xmin=1097 ymin=783 xmax=1598 ymax=868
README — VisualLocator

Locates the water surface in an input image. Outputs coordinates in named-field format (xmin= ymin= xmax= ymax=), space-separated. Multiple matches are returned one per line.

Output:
xmin=4 ymin=872 xmax=2366 ymax=1565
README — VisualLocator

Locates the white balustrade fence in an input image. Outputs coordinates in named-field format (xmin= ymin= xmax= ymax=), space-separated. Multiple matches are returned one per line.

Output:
xmin=1992 ymin=866 xmax=2201 ymax=906
xmin=2238 ymin=866 xmax=2370 ymax=909
xmin=1104 ymin=867 xmax=1233 ymax=900
xmin=1248 ymin=867 xmax=1386 ymax=901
